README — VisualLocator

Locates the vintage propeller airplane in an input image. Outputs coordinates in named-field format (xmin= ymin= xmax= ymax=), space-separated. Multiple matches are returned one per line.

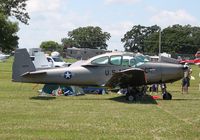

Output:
xmin=12 ymin=49 xmax=188 ymax=100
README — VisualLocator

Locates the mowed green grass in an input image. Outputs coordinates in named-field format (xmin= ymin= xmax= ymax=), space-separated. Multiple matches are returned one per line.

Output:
xmin=0 ymin=58 xmax=200 ymax=140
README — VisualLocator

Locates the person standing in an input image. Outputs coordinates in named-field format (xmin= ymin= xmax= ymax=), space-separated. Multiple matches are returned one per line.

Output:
xmin=199 ymin=72 xmax=200 ymax=91
xmin=182 ymin=69 xmax=191 ymax=94
xmin=182 ymin=77 xmax=188 ymax=94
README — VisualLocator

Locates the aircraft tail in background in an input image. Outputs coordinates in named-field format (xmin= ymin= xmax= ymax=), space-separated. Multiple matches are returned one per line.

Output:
xmin=34 ymin=52 xmax=52 ymax=69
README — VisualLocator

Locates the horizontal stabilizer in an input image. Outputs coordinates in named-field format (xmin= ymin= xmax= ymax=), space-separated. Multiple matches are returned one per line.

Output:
xmin=21 ymin=71 xmax=47 ymax=77
xmin=105 ymin=68 xmax=146 ymax=88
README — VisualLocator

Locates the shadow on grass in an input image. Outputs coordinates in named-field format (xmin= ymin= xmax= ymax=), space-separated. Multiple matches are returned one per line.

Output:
xmin=109 ymin=95 xmax=158 ymax=104
xmin=30 ymin=96 xmax=56 ymax=100
xmin=171 ymin=98 xmax=200 ymax=101
xmin=154 ymin=97 xmax=200 ymax=101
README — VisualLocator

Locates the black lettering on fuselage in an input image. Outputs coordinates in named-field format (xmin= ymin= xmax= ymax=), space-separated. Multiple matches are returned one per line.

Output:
xmin=105 ymin=70 xmax=109 ymax=76
xmin=144 ymin=67 xmax=156 ymax=73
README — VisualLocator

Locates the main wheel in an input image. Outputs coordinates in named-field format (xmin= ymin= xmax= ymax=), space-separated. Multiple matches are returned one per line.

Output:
xmin=128 ymin=95 xmax=135 ymax=101
xmin=126 ymin=92 xmax=135 ymax=101
xmin=163 ymin=92 xmax=172 ymax=100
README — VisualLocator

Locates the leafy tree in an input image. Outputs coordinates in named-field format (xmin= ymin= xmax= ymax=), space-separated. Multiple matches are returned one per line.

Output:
xmin=161 ymin=24 xmax=200 ymax=54
xmin=123 ymin=24 xmax=200 ymax=55
xmin=0 ymin=13 xmax=19 ymax=53
xmin=40 ymin=41 xmax=62 ymax=52
xmin=191 ymin=26 xmax=200 ymax=52
xmin=143 ymin=31 xmax=160 ymax=55
xmin=121 ymin=25 xmax=160 ymax=53
xmin=62 ymin=26 xmax=111 ymax=50
xmin=0 ymin=0 xmax=29 ymax=24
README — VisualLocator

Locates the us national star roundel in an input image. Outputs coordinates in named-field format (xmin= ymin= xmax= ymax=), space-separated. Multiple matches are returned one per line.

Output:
xmin=64 ymin=71 xmax=72 ymax=79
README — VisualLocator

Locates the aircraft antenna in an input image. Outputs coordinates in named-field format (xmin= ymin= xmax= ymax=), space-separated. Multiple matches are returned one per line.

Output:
xmin=158 ymin=28 xmax=161 ymax=61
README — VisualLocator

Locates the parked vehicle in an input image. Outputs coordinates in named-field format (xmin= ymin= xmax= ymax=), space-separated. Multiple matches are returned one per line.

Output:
xmin=47 ymin=56 xmax=70 ymax=67
xmin=195 ymin=51 xmax=200 ymax=58
xmin=30 ymin=55 xmax=70 ymax=68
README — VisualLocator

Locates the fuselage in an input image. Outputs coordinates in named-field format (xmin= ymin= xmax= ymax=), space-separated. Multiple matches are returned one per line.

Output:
xmin=17 ymin=62 xmax=184 ymax=87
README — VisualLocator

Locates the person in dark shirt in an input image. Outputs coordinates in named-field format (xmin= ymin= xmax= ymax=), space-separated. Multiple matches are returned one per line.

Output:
xmin=182 ymin=76 xmax=190 ymax=94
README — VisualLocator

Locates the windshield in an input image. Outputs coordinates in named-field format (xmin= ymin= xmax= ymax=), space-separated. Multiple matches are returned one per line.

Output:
xmin=52 ymin=57 xmax=64 ymax=62
xmin=123 ymin=55 xmax=149 ymax=67
xmin=110 ymin=55 xmax=122 ymax=65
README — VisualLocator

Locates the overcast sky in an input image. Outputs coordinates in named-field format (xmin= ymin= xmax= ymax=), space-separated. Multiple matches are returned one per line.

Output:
xmin=17 ymin=0 xmax=200 ymax=51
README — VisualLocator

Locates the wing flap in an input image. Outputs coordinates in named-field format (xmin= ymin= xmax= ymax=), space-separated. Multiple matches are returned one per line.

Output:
xmin=105 ymin=68 xmax=146 ymax=88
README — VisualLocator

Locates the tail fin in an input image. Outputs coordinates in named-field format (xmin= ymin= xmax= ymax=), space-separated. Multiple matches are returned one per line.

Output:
xmin=12 ymin=48 xmax=36 ymax=82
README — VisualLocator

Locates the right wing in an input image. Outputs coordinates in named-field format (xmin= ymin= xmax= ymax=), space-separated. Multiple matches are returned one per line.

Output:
xmin=105 ymin=68 xmax=146 ymax=88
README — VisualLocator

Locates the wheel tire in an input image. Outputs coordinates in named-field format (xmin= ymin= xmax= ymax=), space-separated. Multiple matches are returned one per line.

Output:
xmin=163 ymin=92 xmax=172 ymax=100
xmin=128 ymin=95 xmax=135 ymax=101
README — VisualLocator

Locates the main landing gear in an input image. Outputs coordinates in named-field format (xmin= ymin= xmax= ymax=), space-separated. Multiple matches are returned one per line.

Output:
xmin=125 ymin=86 xmax=172 ymax=101
xmin=125 ymin=86 xmax=147 ymax=101
xmin=162 ymin=92 xmax=172 ymax=100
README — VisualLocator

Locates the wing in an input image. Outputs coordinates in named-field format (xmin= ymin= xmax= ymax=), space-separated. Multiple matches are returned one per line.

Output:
xmin=105 ymin=68 xmax=146 ymax=88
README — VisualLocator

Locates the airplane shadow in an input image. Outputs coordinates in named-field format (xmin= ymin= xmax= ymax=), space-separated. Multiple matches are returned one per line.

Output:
xmin=30 ymin=96 xmax=56 ymax=100
xmin=109 ymin=95 xmax=158 ymax=104
xmin=167 ymin=98 xmax=200 ymax=101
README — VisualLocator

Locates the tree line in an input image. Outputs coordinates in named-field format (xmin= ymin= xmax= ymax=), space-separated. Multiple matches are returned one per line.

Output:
xmin=41 ymin=24 xmax=200 ymax=55
xmin=0 ymin=0 xmax=199 ymax=54
xmin=121 ymin=24 xmax=200 ymax=55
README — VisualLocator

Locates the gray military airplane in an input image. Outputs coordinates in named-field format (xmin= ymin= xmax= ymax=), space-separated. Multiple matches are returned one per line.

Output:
xmin=12 ymin=48 xmax=188 ymax=100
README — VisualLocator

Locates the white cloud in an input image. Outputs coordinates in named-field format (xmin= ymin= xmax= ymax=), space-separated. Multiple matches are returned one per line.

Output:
xmin=104 ymin=21 xmax=133 ymax=37
xmin=103 ymin=21 xmax=134 ymax=51
xmin=18 ymin=7 xmax=98 ymax=49
xmin=145 ymin=6 xmax=158 ymax=13
xmin=27 ymin=0 xmax=63 ymax=13
xmin=105 ymin=0 xmax=141 ymax=5
xmin=150 ymin=9 xmax=198 ymax=27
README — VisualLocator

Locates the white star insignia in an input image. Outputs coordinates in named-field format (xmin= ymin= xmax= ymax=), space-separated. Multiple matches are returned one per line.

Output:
xmin=64 ymin=71 xmax=72 ymax=79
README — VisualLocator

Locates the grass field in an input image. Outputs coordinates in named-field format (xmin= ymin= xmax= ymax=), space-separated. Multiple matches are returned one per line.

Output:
xmin=0 ymin=58 xmax=200 ymax=140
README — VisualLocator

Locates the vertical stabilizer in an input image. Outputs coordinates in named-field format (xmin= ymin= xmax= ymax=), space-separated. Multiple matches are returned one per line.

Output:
xmin=12 ymin=48 xmax=36 ymax=82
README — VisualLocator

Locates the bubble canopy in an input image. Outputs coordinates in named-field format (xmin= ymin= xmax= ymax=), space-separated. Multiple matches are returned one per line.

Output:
xmin=84 ymin=52 xmax=149 ymax=67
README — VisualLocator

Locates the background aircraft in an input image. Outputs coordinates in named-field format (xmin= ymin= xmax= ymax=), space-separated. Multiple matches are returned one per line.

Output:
xmin=12 ymin=49 xmax=188 ymax=100
xmin=0 ymin=52 xmax=10 ymax=62
xmin=31 ymin=52 xmax=52 ymax=69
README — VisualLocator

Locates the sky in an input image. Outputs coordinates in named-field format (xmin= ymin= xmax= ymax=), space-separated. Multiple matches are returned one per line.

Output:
xmin=16 ymin=0 xmax=200 ymax=51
